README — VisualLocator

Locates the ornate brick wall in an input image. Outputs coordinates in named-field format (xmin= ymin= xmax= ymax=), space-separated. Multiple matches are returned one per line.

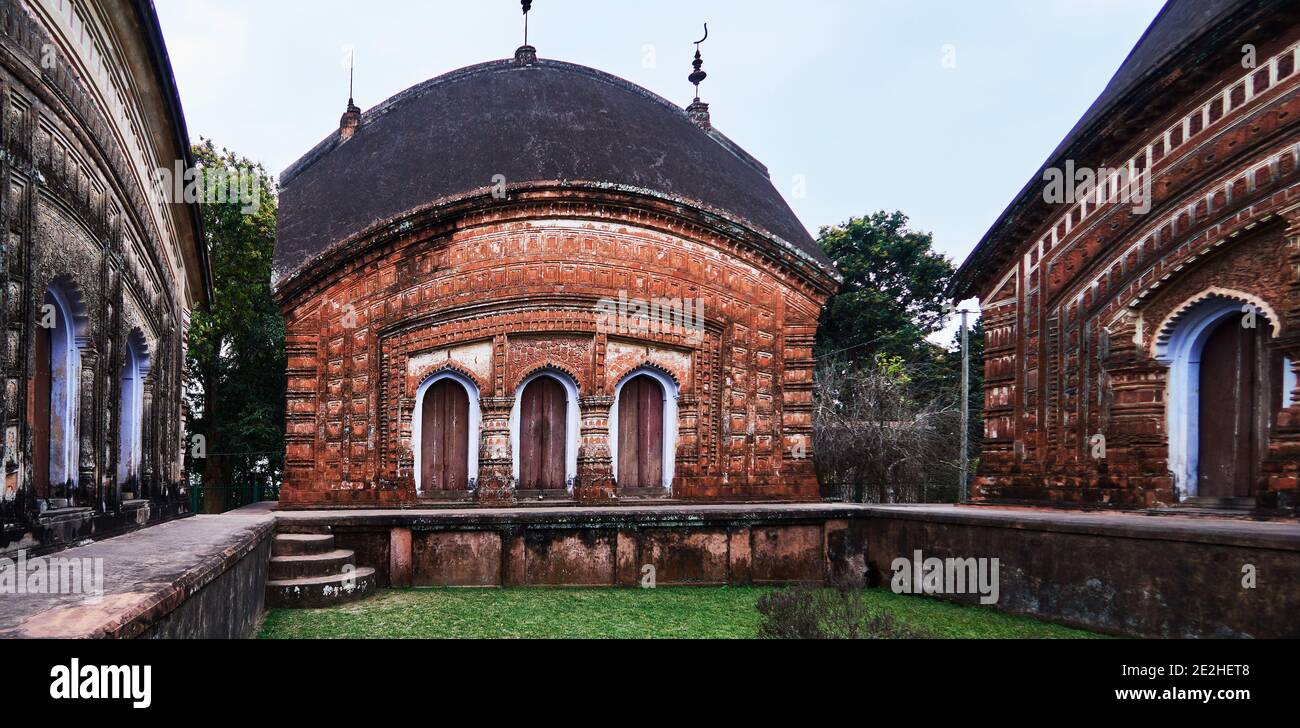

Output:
xmin=969 ymin=27 xmax=1300 ymax=509
xmin=0 ymin=0 xmax=203 ymax=553
xmin=276 ymin=188 xmax=835 ymax=506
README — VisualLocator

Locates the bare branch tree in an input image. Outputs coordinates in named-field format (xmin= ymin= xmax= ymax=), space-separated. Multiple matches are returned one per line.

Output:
xmin=814 ymin=358 xmax=961 ymax=503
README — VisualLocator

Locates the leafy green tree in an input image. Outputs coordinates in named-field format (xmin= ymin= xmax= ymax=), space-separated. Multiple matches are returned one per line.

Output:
xmin=815 ymin=211 xmax=955 ymax=363
xmin=184 ymin=140 xmax=283 ymax=513
xmin=813 ymin=210 xmax=987 ymax=501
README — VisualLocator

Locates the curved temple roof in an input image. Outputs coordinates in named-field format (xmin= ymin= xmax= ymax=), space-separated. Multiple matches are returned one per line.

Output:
xmin=950 ymin=0 xmax=1270 ymax=301
xmin=275 ymin=55 xmax=831 ymax=282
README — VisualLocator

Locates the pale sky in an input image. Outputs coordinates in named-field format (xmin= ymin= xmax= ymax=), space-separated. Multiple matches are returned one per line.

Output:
xmin=155 ymin=0 xmax=1167 ymax=343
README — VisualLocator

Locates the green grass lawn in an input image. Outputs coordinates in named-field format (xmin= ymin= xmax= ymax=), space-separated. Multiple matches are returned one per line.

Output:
xmin=258 ymin=587 xmax=1104 ymax=639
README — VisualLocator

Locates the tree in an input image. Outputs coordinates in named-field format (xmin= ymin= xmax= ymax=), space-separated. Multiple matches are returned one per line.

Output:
xmin=921 ymin=317 xmax=985 ymax=487
xmin=184 ymin=140 xmax=283 ymax=513
xmin=813 ymin=355 xmax=960 ymax=502
xmin=815 ymin=210 xmax=955 ymax=364
xmin=812 ymin=210 xmax=983 ymax=502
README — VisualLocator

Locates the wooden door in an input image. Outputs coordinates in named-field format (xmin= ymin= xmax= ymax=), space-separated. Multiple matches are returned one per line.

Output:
xmin=518 ymin=376 xmax=566 ymax=490
xmin=420 ymin=379 xmax=470 ymax=491
xmin=1198 ymin=314 xmax=1258 ymax=498
xmin=618 ymin=375 xmax=664 ymax=490
xmin=33 ymin=324 xmax=51 ymax=499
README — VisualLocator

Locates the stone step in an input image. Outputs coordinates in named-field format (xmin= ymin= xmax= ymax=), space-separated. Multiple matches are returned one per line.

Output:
xmin=267 ymin=567 xmax=377 ymax=608
xmin=272 ymin=533 xmax=335 ymax=557
xmin=269 ymin=549 xmax=357 ymax=580
xmin=1184 ymin=496 xmax=1256 ymax=510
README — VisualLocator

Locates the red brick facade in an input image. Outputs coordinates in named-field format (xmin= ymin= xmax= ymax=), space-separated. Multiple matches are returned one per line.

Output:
xmin=275 ymin=186 xmax=836 ymax=506
xmin=955 ymin=13 xmax=1300 ymax=510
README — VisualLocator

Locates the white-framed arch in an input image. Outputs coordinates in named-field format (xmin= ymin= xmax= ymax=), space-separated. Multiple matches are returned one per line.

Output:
xmin=1150 ymin=286 xmax=1281 ymax=359
xmin=510 ymin=368 xmax=579 ymax=490
xmin=40 ymin=281 xmax=85 ymax=494
xmin=117 ymin=328 xmax=151 ymax=486
xmin=1154 ymin=291 xmax=1276 ymax=500
xmin=608 ymin=366 xmax=680 ymax=490
xmin=412 ymin=369 xmax=481 ymax=493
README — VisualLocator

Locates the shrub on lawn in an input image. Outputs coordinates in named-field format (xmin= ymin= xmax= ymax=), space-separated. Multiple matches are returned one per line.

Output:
xmin=756 ymin=587 xmax=933 ymax=639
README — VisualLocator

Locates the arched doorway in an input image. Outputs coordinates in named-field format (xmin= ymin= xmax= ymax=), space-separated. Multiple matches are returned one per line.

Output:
xmin=34 ymin=286 xmax=79 ymax=502
xmin=512 ymin=371 xmax=577 ymax=492
xmin=1196 ymin=313 xmax=1278 ymax=498
xmin=609 ymin=367 xmax=678 ymax=493
xmin=1157 ymin=294 xmax=1282 ymax=501
xmin=118 ymin=332 xmax=148 ymax=492
xmin=413 ymin=372 xmax=479 ymax=494
xmin=518 ymin=376 xmax=566 ymax=490
xmin=616 ymin=375 xmax=664 ymax=490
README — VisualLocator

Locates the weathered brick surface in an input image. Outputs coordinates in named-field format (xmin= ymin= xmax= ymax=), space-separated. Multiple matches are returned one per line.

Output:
xmin=967 ymin=25 xmax=1300 ymax=509
xmin=0 ymin=1 xmax=200 ymax=553
xmin=274 ymin=503 xmax=873 ymax=590
xmin=277 ymin=189 xmax=836 ymax=506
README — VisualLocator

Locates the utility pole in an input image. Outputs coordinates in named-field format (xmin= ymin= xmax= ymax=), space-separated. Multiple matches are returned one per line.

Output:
xmin=959 ymin=309 xmax=970 ymax=503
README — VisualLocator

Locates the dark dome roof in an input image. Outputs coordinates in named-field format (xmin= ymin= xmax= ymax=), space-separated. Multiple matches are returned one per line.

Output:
xmin=274 ymin=54 xmax=830 ymax=282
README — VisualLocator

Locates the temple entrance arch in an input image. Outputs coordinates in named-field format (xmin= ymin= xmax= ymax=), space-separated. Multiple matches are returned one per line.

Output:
xmin=510 ymin=370 xmax=578 ymax=492
xmin=413 ymin=371 xmax=480 ymax=493
xmin=34 ymin=280 xmax=86 ymax=502
xmin=609 ymin=367 xmax=679 ymax=492
xmin=1155 ymin=293 xmax=1282 ymax=500
xmin=117 ymin=329 xmax=150 ymax=491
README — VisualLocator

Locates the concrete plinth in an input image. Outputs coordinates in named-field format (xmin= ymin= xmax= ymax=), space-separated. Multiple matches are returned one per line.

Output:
xmin=278 ymin=502 xmax=868 ymax=590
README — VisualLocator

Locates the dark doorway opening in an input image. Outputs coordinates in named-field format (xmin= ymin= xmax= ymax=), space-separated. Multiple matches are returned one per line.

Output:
xmin=518 ymin=376 xmax=566 ymax=491
xmin=617 ymin=374 xmax=664 ymax=492
xmin=420 ymin=379 xmax=470 ymax=492
xmin=1197 ymin=313 xmax=1279 ymax=500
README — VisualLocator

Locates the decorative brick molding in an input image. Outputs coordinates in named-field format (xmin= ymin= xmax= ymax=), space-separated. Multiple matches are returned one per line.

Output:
xmin=0 ymin=0 xmax=198 ymax=543
xmin=278 ymin=193 xmax=832 ymax=506
xmin=969 ymin=18 xmax=1300 ymax=509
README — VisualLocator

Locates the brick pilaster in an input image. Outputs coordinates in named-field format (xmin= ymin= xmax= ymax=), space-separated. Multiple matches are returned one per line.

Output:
xmin=475 ymin=396 xmax=515 ymax=504
xmin=575 ymin=395 xmax=615 ymax=502
xmin=1100 ymin=313 xmax=1173 ymax=505
xmin=1261 ymin=211 xmax=1300 ymax=511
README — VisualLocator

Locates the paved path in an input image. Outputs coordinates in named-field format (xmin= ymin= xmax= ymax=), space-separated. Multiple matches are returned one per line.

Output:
xmin=0 ymin=503 xmax=273 ymax=638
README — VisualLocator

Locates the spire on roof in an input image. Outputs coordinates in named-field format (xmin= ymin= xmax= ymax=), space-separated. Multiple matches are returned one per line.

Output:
xmin=340 ymin=53 xmax=361 ymax=140
xmin=686 ymin=23 xmax=711 ymax=129
xmin=515 ymin=0 xmax=537 ymax=66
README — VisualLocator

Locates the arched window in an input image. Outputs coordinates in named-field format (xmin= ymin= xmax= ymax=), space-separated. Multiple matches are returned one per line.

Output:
xmin=34 ymin=284 xmax=81 ymax=501
xmin=117 ymin=331 xmax=149 ymax=491
xmin=510 ymin=370 xmax=579 ymax=492
xmin=412 ymin=371 xmax=480 ymax=494
xmin=609 ymin=367 xmax=679 ymax=491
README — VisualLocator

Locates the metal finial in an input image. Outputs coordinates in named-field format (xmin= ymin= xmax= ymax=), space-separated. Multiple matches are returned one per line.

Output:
xmin=347 ymin=53 xmax=354 ymax=105
xmin=689 ymin=23 xmax=709 ymax=96
xmin=522 ymin=1 xmax=532 ymax=46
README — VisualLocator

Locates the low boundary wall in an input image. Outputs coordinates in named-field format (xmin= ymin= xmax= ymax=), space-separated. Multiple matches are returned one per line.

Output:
xmin=859 ymin=505 xmax=1300 ymax=638
xmin=4 ymin=501 xmax=1296 ymax=638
